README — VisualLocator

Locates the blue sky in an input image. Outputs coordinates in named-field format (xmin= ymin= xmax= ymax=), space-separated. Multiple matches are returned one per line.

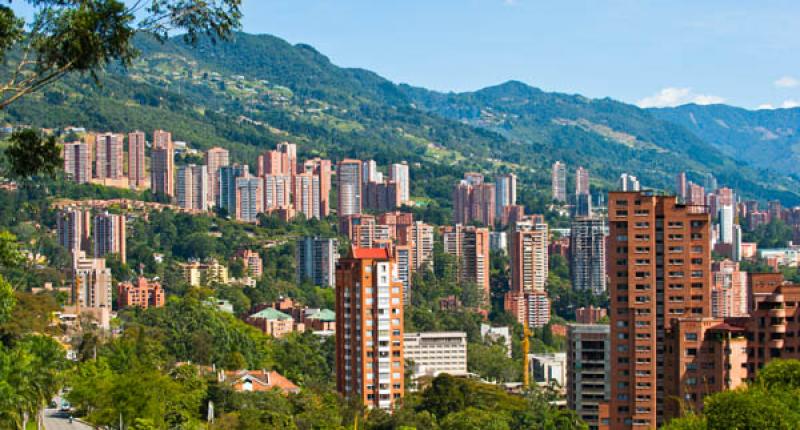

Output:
xmin=13 ymin=1 xmax=800 ymax=109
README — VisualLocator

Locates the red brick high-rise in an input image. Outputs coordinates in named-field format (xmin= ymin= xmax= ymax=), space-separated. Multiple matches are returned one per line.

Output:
xmin=608 ymin=191 xmax=711 ymax=429
xmin=335 ymin=247 xmax=404 ymax=410
xmin=453 ymin=173 xmax=496 ymax=227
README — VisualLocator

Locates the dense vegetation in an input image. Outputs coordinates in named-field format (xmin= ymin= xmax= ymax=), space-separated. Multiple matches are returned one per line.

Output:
xmin=652 ymin=103 xmax=800 ymax=177
xmin=2 ymin=32 xmax=798 ymax=206
xmin=663 ymin=359 xmax=800 ymax=430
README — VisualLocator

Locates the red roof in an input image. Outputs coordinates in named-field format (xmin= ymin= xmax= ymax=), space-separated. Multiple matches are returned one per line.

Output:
xmin=352 ymin=247 xmax=390 ymax=259
xmin=708 ymin=322 xmax=745 ymax=332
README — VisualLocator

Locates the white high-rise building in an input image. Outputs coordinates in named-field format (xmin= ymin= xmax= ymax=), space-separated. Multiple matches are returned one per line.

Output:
xmin=390 ymin=162 xmax=410 ymax=204
xmin=552 ymin=161 xmax=567 ymax=202
xmin=337 ymin=159 xmax=362 ymax=216
xmin=618 ymin=173 xmax=641 ymax=191
xmin=495 ymin=173 xmax=517 ymax=218
xmin=176 ymin=164 xmax=209 ymax=211
xmin=296 ymin=237 xmax=339 ymax=287
xmin=718 ymin=204 xmax=735 ymax=244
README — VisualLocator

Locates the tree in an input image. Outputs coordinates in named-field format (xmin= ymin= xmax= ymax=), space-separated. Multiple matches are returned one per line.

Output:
xmin=4 ymin=129 xmax=62 ymax=178
xmin=439 ymin=407 xmax=510 ymax=430
xmin=0 ymin=0 xmax=242 ymax=110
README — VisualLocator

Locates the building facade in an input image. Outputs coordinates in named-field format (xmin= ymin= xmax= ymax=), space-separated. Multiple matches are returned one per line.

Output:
xmin=442 ymin=225 xmax=491 ymax=301
xmin=337 ymin=159 xmax=362 ymax=216
xmin=335 ymin=247 xmax=405 ymax=410
xmin=552 ymin=161 xmax=567 ymax=202
xmin=608 ymin=191 xmax=711 ymax=429
xmin=205 ymin=147 xmax=229 ymax=207
xmin=404 ymin=332 xmax=468 ymax=379
xmin=128 ymin=131 xmax=148 ymax=189
xmin=570 ymin=216 xmax=607 ymax=295
xmin=93 ymin=211 xmax=126 ymax=264
xmin=296 ymin=237 xmax=339 ymax=287
xmin=568 ymin=324 xmax=611 ymax=430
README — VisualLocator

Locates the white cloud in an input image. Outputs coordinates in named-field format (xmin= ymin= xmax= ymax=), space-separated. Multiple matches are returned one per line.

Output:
xmin=757 ymin=103 xmax=776 ymax=110
xmin=504 ymin=0 xmax=517 ymax=5
xmin=636 ymin=87 xmax=725 ymax=108
xmin=775 ymin=76 xmax=799 ymax=88
xmin=781 ymin=100 xmax=800 ymax=108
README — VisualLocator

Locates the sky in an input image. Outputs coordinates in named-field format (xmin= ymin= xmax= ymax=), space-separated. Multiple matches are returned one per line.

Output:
xmin=12 ymin=1 xmax=800 ymax=109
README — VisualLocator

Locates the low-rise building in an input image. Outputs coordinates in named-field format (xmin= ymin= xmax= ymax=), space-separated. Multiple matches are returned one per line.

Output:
xmin=404 ymin=332 xmax=468 ymax=379
xmin=529 ymin=352 xmax=567 ymax=388
xmin=246 ymin=307 xmax=304 ymax=338
xmin=180 ymin=259 xmax=229 ymax=287
xmin=480 ymin=324 xmax=512 ymax=357
xmin=117 ymin=277 xmax=165 ymax=309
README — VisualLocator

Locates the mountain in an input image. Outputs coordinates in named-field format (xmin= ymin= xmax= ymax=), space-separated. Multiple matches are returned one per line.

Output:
xmin=650 ymin=104 xmax=800 ymax=177
xmin=2 ymin=32 xmax=799 ymax=205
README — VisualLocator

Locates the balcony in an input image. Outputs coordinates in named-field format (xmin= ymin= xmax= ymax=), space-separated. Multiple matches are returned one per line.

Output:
xmin=769 ymin=339 xmax=785 ymax=349
xmin=769 ymin=324 xmax=787 ymax=334
xmin=768 ymin=308 xmax=786 ymax=318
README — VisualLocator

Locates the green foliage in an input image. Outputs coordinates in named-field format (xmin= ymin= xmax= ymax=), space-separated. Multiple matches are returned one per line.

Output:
xmin=122 ymin=297 xmax=274 ymax=369
xmin=467 ymin=342 xmax=520 ymax=383
xmin=4 ymin=129 xmax=62 ymax=179
xmin=743 ymin=219 xmax=794 ymax=248
xmin=664 ymin=359 xmax=800 ymax=430
xmin=273 ymin=331 xmax=334 ymax=388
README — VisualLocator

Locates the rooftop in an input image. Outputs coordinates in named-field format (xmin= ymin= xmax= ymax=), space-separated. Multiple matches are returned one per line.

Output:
xmin=248 ymin=307 xmax=293 ymax=320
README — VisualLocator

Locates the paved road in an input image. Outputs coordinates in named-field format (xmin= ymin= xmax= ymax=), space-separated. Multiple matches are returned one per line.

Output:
xmin=42 ymin=408 xmax=93 ymax=430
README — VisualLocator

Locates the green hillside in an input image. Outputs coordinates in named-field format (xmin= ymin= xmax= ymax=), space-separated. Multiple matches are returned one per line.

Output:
xmin=2 ymin=32 xmax=798 ymax=205
xmin=650 ymin=103 xmax=800 ymax=178
xmin=401 ymin=81 xmax=800 ymax=204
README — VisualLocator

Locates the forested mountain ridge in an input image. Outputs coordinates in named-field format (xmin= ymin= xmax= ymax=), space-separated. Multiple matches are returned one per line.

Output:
xmin=1 ymin=32 xmax=799 ymax=204
xmin=651 ymin=103 xmax=800 ymax=177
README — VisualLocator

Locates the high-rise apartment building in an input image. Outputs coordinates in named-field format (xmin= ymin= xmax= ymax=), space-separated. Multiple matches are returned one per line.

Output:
xmin=395 ymin=244 xmax=413 ymax=304
xmin=552 ymin=161 xmax=567 ymax=202
xmin=495 ymin=173 xmax=518 ymax=219
xmin=504 ymin=290 xmax=551 ymax=328
xmin=710 ymin=259 xmax=747 ymax=317
xmin=398 ymin=221 xmax=435 ymax=271
xmin=390 ymin=162 xmax=410 ymax=204
xmin=617 ymin=173 xmax=640 ymax=192
xmin=608 ymin=191 xmax=711 ymax=429
xmin=258 ymin=142 xmax=297 ymax=176
xmin=567 ymin=324 xmax=611 ymax=430
xmin=205 ymin=147 xmax=229 ymax=207
xmin=510 ymin=218 xmax=549 ymax=293
xmin=218 ymin=164 xmax=249 ymax=212
xmin=235 ymin=176 xmax=263 ymax=223
xmin=362 ymin=159 xmax=382 ymax=184
xmin=57 ymin=207 xmax=91 ymax=255
xmin=676 ymin=172 xmax=687 ymax=202
xmin=63 ymin=141 xmax=91 ymax=184
xmin=301 ymin=158 xmax=332 ymax=217
xmin=337 ymin=159 xmax=362 ymax=216
xmin=364 ymin=180 xmax=401 ymax=212
xmin=128 ymin=131 xmax=147 ymax=189
xmin=570 ymin=217 xmax=607 ymax=295
xmin=94 ymin=133 xmax=124 ymax=180
xmin=296 ymin=237 xmax=339 ymax=287
xmin=262 ymin=174 xmax=292 ymax=211
xmin=176 ymin=164 xmax=209 ymax=211
xmin=293 ymin=172 xmax=321 ymax=219
xmin=453 ymin=174 xmax=496 ymax=226
xmin=442 ymin=225 xmax=491 ymax=301
xmin=335 ymin=247 xmax=405 ymax=410
xmin=93 ymin=211 xmax=126 ymax=264
xmin=687 ymin=182 xmax=705 ymax=206
xmin=718 ymin=204 xmax=735 ymax=244
xmin=151 ymin=130 xmax=175 ymax=198
xmin=576 ymin=167 xmax=590 ymax=196
xmin=71 ymin=251 xmax=112 ymax=309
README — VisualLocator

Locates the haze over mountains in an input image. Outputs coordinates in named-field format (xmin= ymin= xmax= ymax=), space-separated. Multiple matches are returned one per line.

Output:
xmin=4 ymin=32 xmax=799 ymax=204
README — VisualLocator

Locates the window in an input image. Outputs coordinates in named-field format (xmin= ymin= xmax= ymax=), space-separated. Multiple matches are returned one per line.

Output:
xmin=685 ymin=333 xmax=698 ymax=341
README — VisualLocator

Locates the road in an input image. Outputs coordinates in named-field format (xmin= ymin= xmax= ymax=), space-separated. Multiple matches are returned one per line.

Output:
xmin=42 ymin=408 xmax=93 ymax=430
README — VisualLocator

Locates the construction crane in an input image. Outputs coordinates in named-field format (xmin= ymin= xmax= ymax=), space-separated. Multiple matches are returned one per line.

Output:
xmin=522 ymin=323 xmax=531 ymax=387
